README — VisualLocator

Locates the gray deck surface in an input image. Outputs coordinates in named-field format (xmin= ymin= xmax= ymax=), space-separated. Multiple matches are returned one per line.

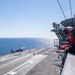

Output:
xmin=26 ymin=48 xmax=61 ymax=75
xmin=0 ymin=48 xmax=61 ymax=75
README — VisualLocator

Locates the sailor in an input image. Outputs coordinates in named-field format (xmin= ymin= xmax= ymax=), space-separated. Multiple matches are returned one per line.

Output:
xmin=60 ymin=27 xmax=75 ymax=67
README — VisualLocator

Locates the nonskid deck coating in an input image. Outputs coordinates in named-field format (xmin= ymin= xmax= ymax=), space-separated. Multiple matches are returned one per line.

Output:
xmin=0 ymin=48 xmax=61 ymax=75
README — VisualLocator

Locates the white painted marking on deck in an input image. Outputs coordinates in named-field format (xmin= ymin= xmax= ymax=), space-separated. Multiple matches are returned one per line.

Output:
xmin=4 ymin=55 xmax=47 ymax=75
xmin=28 ymin=60 xmax=33 ymax=63
xmin=42 ymin=49 xmax=51 ymax=54
xmin=1 ymin=58 xmax=5 ymax=60
xmin=34 ymin=48 xmax=45 ymax=53
xmin=7 ymin=71 xmax=16 ymax=75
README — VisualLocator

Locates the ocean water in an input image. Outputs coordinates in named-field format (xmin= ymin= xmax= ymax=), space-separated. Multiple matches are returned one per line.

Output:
xmin=0 ymin=38 xmax=54 ymax=55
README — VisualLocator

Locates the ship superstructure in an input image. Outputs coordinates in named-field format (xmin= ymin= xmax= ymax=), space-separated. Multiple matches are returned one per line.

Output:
xmin=52 ymin=17 xmax=75 ymax=49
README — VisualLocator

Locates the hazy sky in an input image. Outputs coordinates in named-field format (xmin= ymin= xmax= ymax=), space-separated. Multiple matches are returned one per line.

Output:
xmin=0 ymin=0 xmax=75 ymax=38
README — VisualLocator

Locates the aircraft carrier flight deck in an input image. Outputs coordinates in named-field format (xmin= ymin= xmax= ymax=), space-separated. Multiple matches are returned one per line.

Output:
xmin=0 ymin=48 xmax=61 ymax=75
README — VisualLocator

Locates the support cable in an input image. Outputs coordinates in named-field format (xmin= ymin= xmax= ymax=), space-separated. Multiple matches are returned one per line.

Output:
xmin=57 ymin=0 xmax=66 ymax=20
xmin=57 ymin=0 xmax=69 ymax=27
xmin=69 ymin=0 xmax=73 ymax=18
xmin=69 ymin=0 xmax=74 ymax=27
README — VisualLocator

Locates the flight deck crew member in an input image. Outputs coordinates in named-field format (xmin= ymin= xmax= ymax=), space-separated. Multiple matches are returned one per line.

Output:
xmin=59 ymin=27 xmax=75 ymax=67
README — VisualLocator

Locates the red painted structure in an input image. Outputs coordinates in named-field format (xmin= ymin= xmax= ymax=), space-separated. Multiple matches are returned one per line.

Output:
xmin=58 ymin=27 xmax=75 ymax=50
